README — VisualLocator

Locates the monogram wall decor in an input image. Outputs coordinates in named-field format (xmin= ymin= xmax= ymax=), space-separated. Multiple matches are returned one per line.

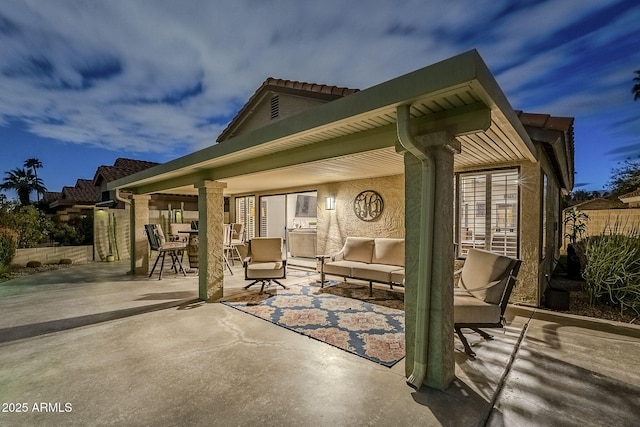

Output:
xmin=353 ymin=190 xmax=384 ymax=221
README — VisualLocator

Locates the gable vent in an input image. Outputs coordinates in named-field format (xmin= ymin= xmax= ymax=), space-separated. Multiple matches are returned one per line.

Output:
xmin=270 ymin=95 xmax=279 ymax=119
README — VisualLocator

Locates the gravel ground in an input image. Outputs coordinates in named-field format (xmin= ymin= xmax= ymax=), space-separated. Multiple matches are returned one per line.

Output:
xmin=548 ymin=274 xmax=638 ymax=325
xmin=0 ymin=263 xmax=73 ymax=283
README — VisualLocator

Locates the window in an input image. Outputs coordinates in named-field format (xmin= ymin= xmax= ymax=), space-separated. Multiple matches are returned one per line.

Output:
xmin=235 ymin=196 xmax=256 ymax=240
xmin=270 ymin=96 xmax=279 ymax=119
xmin=457 ymin=169 xmax=519 ymax=258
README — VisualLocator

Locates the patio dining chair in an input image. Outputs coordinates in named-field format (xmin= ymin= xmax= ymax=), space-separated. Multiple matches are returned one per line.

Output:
xmin=228 ymin=223 xmax=245 ymax=263
xmin=222 ymin=224 xmax=234 ymax=275
xmin=454 ymin=248 xmax=521 ymax=357
xmin=144 ymin=224 xmax=187 ymax=280
xmin=243 ymin=237 xmax=287 ymax=293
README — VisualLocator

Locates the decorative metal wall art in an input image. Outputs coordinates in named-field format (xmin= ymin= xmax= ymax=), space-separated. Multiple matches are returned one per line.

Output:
xmin=353 ymin=190 xmax=384 ymax=221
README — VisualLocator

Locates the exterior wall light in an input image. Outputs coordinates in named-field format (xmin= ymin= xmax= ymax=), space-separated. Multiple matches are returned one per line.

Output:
xmin=326 ymin=197 xmax=335 ymax=210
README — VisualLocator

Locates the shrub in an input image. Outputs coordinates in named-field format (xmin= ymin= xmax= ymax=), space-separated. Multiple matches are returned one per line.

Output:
xmin=59 ymin=258 xmax=73 ymax=265
xmin=26 ymin=260 xmax=42 ymax=268
xmin=0 ymin=227 xmax=18 ymax=273
xmin=582 ymin=224 xmax=640 ymax=315
xmin=0 ymin=203 xmax=52 ymax=248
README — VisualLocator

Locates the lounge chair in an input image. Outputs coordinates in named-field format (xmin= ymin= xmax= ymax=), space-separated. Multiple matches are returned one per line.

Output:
xmin=243 ymin=237 xmax=287 ymax=293
xmin=454 ymin=248 xmax=522 ymax=357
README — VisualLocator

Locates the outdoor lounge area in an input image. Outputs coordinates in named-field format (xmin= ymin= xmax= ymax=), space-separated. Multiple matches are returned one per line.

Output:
xmin=106 ymin=50 xmax=576 ymax=391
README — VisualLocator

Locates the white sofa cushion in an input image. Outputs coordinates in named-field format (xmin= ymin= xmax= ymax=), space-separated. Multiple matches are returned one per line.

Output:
xmin=342 ymin=237 xmax=374 ymax=264
xmin=323 ymin=260 xmax=359 ymax=277
xmin=352 ymin=264 xmax=400 ymax=283
xmin=390 ymin=269 xmax=404 ymax=284
xmin=454 ymin=292 xmax=501 ymax=324
xmin=246 ymin=262 xmax=285 ymax=279
xmin=372 ymin=238 xmax=404 ymax=267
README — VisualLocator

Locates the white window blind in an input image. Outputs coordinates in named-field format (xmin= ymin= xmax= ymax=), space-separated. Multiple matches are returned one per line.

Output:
xmin=458 ymin=170 xmax=519 ymax=258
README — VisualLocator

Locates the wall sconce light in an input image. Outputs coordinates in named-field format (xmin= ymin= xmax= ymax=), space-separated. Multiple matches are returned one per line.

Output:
xmin=326 ymin=196 xmax=335 ymax=210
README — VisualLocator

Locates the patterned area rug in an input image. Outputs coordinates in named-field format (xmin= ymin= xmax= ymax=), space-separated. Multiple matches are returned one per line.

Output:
xmin=222 ymin=278 xmax=405 ymax=367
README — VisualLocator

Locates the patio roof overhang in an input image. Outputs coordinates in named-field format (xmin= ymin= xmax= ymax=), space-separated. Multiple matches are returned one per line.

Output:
xmin=109 ymin=50 xmax=537 ymax=196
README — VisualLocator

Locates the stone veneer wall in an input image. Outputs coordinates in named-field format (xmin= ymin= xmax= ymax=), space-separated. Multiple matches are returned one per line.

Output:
xmin=316 ymin=174 xmax=405 ymax=255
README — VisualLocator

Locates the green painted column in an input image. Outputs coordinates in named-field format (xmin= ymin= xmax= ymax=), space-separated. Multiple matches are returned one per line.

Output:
xmin=130 ymin=194 xmax=151 ymax=276
xmin=425 ymin=140 xmax=455 ymax=390
xmin=403 ymin=133 xmax=456 ymax=390
xmin=196 ymin=180 xmax=227 ymax=302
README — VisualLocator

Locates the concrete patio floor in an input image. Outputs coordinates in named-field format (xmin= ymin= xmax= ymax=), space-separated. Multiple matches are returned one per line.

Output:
xmin=0 ymin=261 xmax=639 ymax=426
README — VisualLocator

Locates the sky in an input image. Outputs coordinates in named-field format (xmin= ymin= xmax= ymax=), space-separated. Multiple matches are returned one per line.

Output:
xmin=1 ymin=0 xmax=639 ymax=199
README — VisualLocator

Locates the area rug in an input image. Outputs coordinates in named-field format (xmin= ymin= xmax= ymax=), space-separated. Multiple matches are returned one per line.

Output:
xmin=222 ymin=280 xmax=405 ymax=367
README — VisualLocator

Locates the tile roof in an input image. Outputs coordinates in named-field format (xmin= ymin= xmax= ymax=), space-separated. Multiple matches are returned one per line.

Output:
xmin=54 ymin=179 xmax=101 ymax=207
xmin=93 ymin=158 xmax=159 ymax=185
xmin=217 ymin=77 xmax=359 ymax=142
xmin=619 ymin=188 xmax=640 ymax=199
xmin=49 ymin=158 xmax=159 ymax=209
xmin=42 ymin=191 xmax=62 ymax=203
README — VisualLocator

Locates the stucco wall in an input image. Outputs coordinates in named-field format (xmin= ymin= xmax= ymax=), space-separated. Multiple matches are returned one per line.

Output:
xmin=563 ymin=208 xmax=640 ymax=249
xmin=316 ymin=174 xmax=405 ymax=255
xmin=94 ymin=205 xmax=199 ymax=262
xmin=232 ymin=93 xmax=326 ymax=138
xmin=94 ymin=207 xmax=130 ymax=262
xmin=510 ymin=161 xmax=541 ymax=305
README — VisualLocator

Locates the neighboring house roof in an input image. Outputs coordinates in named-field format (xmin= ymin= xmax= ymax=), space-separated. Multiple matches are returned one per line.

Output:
xmin=619 ymin=188 xmax=640 ymax=206
xmin=570 ymin=197 xmax=627 ymax=210
xmin=48 ymin=158 xmax=159 ymax=211
xmin=93 ymin=158 xmax=159 ymax=186
xmin=51 ymin=179 xmax=101 ymax=208
xmin=516 ymin=111 xmax=575 ymax=192
xmin=42 ymin=191 xmax=62 ymax=204
xmin=216 ymin=77 xmax=359 ymax=142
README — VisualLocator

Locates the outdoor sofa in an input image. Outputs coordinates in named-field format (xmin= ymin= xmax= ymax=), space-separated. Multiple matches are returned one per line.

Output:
xmin=318 ymin=237 xmax=404 ymax=295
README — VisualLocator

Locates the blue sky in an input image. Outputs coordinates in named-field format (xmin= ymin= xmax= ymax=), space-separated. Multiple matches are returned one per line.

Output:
xmin=1 ymin=0 xmax=639 ymax=198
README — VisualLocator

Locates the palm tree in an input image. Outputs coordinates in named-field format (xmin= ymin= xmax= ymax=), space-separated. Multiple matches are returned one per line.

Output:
xmin=634 ymin=70 xmax=640 ymax=101
xmin=24 ymin=158 xmax=43 ymax=201
xmin=0 ymin=168 xmax=47 ymax=206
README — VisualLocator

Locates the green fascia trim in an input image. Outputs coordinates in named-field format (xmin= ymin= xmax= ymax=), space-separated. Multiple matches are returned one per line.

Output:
xmin=110 ymin=49 xmax=527 ymax=192
xmin=130 ymin=123 xmax=396 ymax=195
xmin=411 ymin=102 xmax=490 ymax=138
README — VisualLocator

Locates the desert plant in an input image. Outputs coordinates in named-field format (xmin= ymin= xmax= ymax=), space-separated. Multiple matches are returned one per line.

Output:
xmin=26 ymin=260 xmax=42 ymax=268
xmin=0 ymin=227 xmax=18 ymax=273
xmin=582 ymin=222 xmax=640 ymax=315
xmin=564 ymin=207 xmax=589 ymax=245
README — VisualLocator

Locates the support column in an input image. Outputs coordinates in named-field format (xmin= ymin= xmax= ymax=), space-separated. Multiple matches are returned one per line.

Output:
xmin=403 ymin=132 xmax=456 ymax=390
xmin=196 ymin=180 xmax=227 ymax=302
xmin=425 ymin=138 xmax=455 ymax=389
xmin=130 ymin=194 xmax=151 ymax=275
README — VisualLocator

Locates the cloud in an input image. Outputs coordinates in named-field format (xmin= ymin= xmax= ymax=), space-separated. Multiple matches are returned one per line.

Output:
xmin=0 ymin=0 xmax=638 ymax=170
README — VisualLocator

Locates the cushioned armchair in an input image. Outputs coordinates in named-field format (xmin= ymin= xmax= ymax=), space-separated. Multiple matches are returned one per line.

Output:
xmin=454 ymin=248 xmax=522 ymax=357
xmin=243 ymin=237 xmax=287 ymax=293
